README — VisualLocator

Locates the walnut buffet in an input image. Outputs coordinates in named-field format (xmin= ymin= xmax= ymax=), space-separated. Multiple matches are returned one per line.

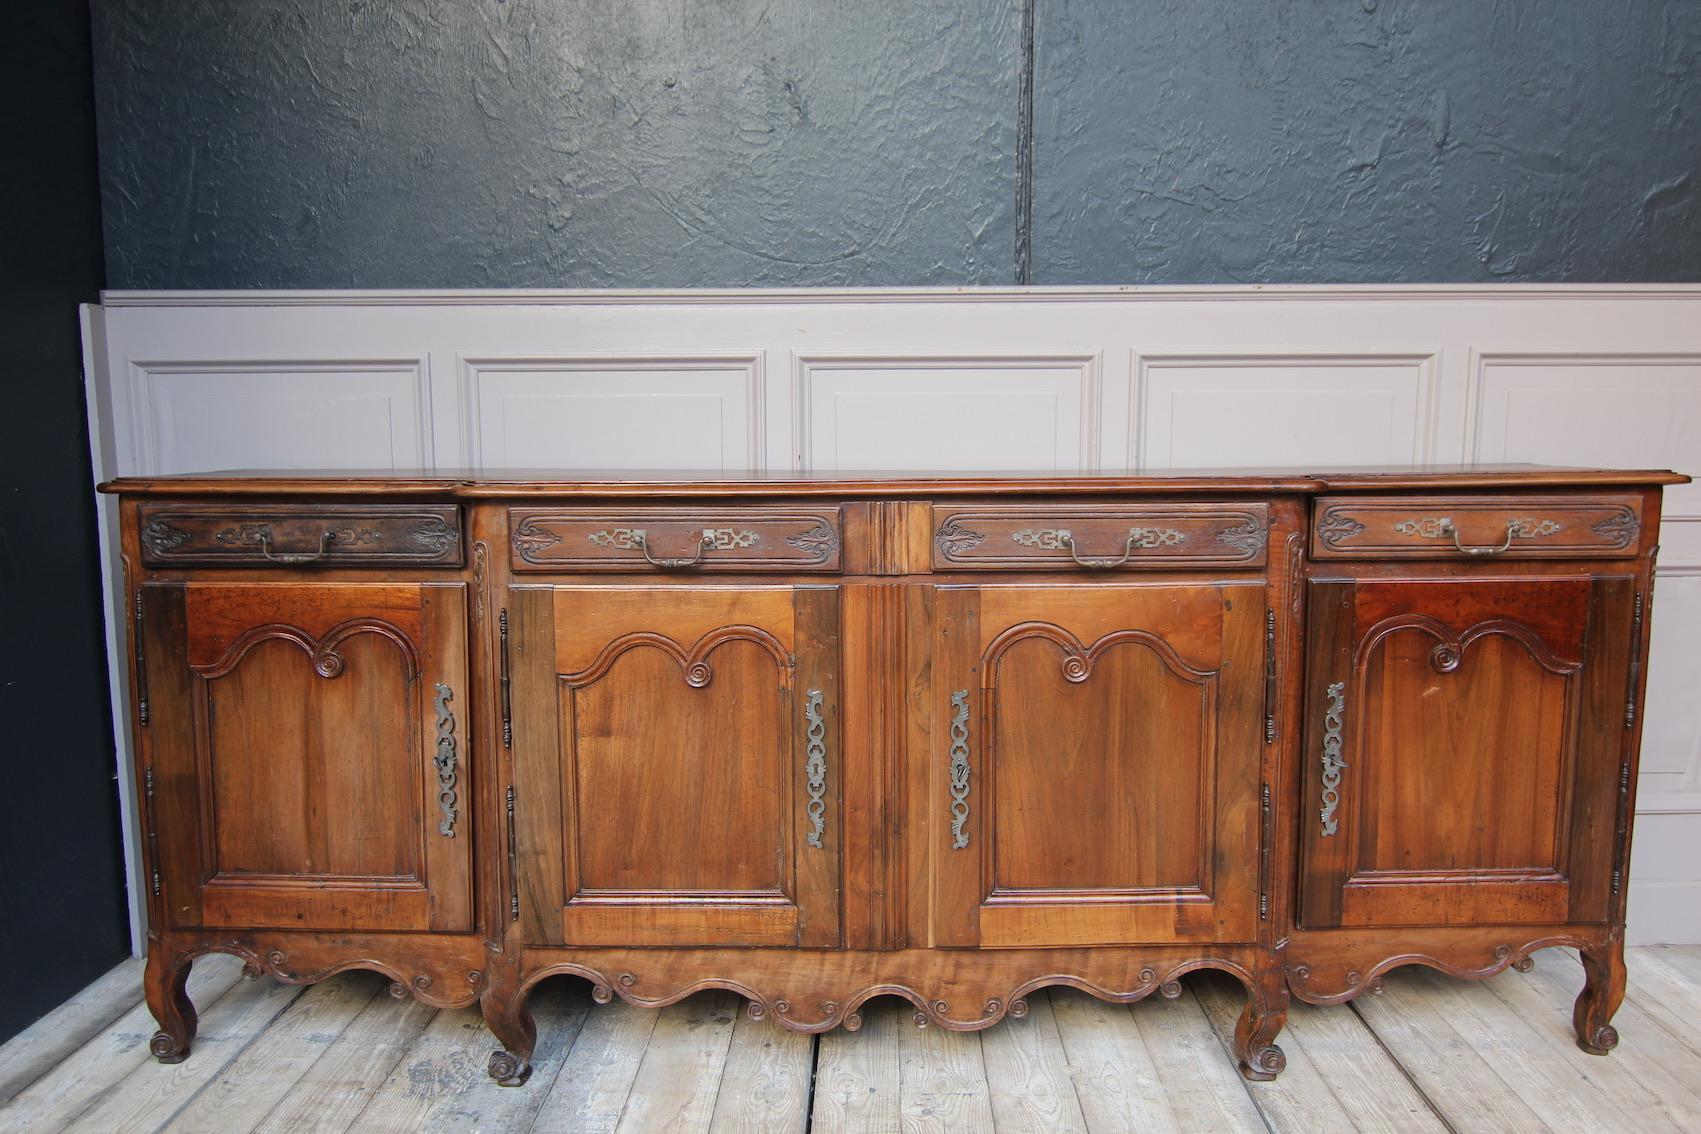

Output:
xmin=101 ymin=465 xmax=1685 ymax=1084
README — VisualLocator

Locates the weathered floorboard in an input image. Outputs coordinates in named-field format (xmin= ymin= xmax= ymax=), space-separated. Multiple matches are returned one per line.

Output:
xmin=1 ymin=947 xmax=1698 ymax=1133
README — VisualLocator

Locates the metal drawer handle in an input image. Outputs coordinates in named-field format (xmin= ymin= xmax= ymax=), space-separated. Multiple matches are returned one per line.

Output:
xmin=588 ymin=527 xmax=761 ymax=569
xmin=1445 ymin=520 xmax=1517 ymax=557
xmin=639 ymin=531 xmax=711 ymax=569
xmin=1393 ymin=516 xmax=1562 ymax=557
xmin=257 ymin=529 xmax=334 ymax=564
xmin=1060 ymin=530 xmax=1141 ymax=569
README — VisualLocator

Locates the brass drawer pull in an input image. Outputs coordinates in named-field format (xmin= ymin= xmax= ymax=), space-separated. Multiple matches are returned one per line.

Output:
xmin=1393 ymin=516 xmax=1562 ymax=557
xmin=588 ymin=527 xmax=761 ymax=569
xmin=253 ymin=528 xmax=335 ymax=565
xmin=1014 ymin=526 xmax=1186 ymax=569
xmin=1062 ymin=530 xmax=1139 ymax=569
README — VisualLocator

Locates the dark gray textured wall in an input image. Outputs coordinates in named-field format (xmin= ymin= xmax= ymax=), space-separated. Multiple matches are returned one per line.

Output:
xmin=1034 ymin=0 xmax=1701 ymax=283
xmin=93 ymin=1 xmax=1700 ymax=287
xmin=92 ymin=0 xmax=1020 ymax=288
xmin=2 ymin=1 xmax=129 ymax=1041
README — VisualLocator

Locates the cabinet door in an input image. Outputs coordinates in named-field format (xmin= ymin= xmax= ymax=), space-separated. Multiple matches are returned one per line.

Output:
xmin=141 ymin=582 xmax=472 ymax=932
xmin=510 ymin=584 xmax=840 ymax=947
xmin=930 ymin=582 xmax=1266 ymax=947
xmin=1298 ymin=576 xmax=1636 ymax=929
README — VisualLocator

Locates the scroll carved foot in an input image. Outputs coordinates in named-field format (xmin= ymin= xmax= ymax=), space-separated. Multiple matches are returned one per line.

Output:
xmin=482 ymin=982 xmax=536 ymax=1087
xmin=1234 ymin=980 xmax=1288 ymax=1081
xmin=1573 ymin=946 xmax=1626 ymax=1056
xmin=143 ymin=949 xmax=197 ymax=1065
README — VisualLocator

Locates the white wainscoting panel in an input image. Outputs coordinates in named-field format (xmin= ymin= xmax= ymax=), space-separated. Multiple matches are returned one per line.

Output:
xmin=1640 ymin=577 xmax=1701 ymax=814
xmin=130 ymin=359 xmax=431 ymax=472
xmin=794 ymin=354 xmax=1100 ymax=471
xmin=1134 ymin=353 xmax=1438 ymax=468
xmin=461 ymin=354 xmax=764 ymax=470
xmin=1472 ymin=353 xmax=1701 ymax=564
xmin=82 ymin=286 xmax=1701 ymax=946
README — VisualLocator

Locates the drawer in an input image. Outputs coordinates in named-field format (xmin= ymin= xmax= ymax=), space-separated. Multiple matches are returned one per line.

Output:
xmin=138 ymin=503 xmax=463 ymax=566
xmin=931 ymin=503 xmax=1268 ymax=570
xmin=1311 ymin=494 xmax=1644 ymax=559
xmin=509 ymin=507 xmax=842 ymax=572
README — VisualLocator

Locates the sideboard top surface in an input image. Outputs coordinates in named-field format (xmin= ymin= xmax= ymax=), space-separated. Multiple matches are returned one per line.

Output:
xmin=99 ymin=464 xmax=1688 ymax=499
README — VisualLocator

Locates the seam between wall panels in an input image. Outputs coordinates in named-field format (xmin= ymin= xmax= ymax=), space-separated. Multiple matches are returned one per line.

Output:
xmin=1016 ymin=0 xmax=1036 ymax=285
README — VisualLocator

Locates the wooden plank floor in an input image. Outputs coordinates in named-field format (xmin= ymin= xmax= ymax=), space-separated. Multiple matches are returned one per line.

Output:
xmin=4 ymin=947 xmax=1698 ymax=1132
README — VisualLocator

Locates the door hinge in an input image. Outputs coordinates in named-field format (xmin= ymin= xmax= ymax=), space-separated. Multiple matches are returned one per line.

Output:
xmin=1258 ymin=781 xmax=1272 ymax=920
xmin=133 ymin=590 xmax=150 ymax=728
xmin=499 ymin=608 xmax=513 ymax=749
xmin=143 ymin=765 xmax=160 ymax=896
xmin=506 ymin=784 xmax=520 ymax=921
xmin=1262 ymin=608 xmax=1277 ymax=744
xmin=1625 ymin=591 xmax=1645 ymax=728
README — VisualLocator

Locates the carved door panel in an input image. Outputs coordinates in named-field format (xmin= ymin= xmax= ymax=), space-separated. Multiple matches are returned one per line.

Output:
xmin=509 ymin=584 xmax=840 ymax=948
xmin=929 ymin=582 xmax=1267 ymax=948
xmin=140 ymin=582 xmax=472 ymax=932
xmin=1298 ymin=576 xmax=1637 ymax=929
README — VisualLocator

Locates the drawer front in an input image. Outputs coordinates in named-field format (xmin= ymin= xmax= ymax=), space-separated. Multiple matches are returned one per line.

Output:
xmin=1311 ymin=494 xmax=1645 ymax=560
xmin=931 ymin=503 xmax=1269 ymax=570
xmin=139 ymin=503 xmax=463 ymax=567
xmin=509 ymin=507 xmax=842 ymax=572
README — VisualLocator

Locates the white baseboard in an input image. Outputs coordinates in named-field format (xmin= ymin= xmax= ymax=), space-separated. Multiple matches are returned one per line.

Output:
xmin=1627 ymin=880 xmax=1701 ymax=945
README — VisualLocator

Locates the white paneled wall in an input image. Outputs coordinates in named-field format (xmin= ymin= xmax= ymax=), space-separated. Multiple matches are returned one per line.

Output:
xmin=82 ymin=286 xmax=1701 ymax=947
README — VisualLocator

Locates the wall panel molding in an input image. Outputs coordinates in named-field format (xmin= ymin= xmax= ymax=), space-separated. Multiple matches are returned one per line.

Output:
xmin=1131 ymin=351 xmax=1439 ymax=470
xmin=459 ymin=353 xmax=765 ymax=472
xmin=791 ymin=352 xmax=1101 ymax=472
xmin=99 ymin=285 xmax=1701 ymax=307
xmin=125 ymin=358 xmax=432 ymax=474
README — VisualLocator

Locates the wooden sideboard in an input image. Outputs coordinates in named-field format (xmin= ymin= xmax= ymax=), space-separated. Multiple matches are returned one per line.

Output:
xmin=101 ymin=465 xmax=1685 ymax=1084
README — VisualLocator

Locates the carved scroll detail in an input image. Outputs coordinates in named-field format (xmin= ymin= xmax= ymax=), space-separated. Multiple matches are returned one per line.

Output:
xmin=948 ymin=690 xmax=972 ymax=849
xmin=194 ymin=618 xmax=421 ymax=682
xmin=408 ymin=516 xmax=460 ymax=554
xmin=433 ymin=683 xmax=459 ymax=837
xmin=561 ymin=625 xmax=795 ymax=691
xmin=1216 ymin=517 xmax=1265 ymax=556
xmin=935 ymin=518 xmax=986 ymax=556
xmin=785 ymin=522 xmax=839 ymax=561
xmin=1319 ymin=682 xmax=1347 ymax=837
xmin=981 ymin=622 xmax=1215 ymax=688
xmin=804 ymin=689 xmax=828 ymax=848
xmin=1591 ymin=510 xmax=1639 ymax=547
xmin=140 ymin=519 xmax=191 ymax=557
xmin=472 ymin=541 xmax=489 ymax=623
xmin=1315 ymin=510 xmax=1367 ymax=547
xmin=512 ymin=517 xmax=563 ymax=558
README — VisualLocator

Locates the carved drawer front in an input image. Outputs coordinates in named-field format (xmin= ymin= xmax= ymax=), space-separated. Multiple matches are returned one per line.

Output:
xmin=139 ymin=503 xmax=463 ymax=567
xmin=931 ymin=503 xmax=1269 ymax=570
xmin=508 ymin=507 xmax=842 ymax=572
xmin=1311 ymin=494 xmax=1644 ymax=560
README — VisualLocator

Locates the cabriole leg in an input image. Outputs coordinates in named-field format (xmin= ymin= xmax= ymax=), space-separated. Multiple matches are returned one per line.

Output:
xmin=482 ymin=977 xmax=537 ymax=1086
xmin=1233 ymin=971 xmax=1289 ymax=1081
xmin=1574 ymin=944 xmax=1626 ymax=1055
xmin=143 ymin=948 xmax=197 ymax=1064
